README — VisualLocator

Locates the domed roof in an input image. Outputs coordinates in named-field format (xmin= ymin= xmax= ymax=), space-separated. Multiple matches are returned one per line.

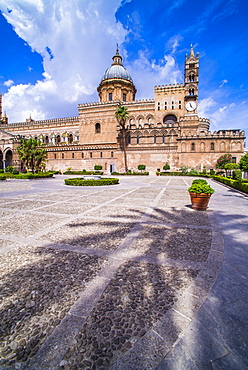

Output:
xmin=101 ymin=48 xmax=133 ymax=83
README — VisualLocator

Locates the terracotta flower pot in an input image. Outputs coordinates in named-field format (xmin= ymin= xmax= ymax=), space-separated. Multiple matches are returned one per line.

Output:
xmin=189 ymin=192 xmax=211 ymax=211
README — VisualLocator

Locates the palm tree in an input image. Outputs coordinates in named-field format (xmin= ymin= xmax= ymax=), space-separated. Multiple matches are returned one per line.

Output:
xmin=115 ymin=105 xmax=129 ymax=173
xmin=17 ymin=138 xmax=47 ymax=173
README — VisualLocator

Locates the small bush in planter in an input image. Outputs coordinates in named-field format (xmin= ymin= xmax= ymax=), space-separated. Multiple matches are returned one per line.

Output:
xmin=188 ymin=180 xmax=215 ymax=210
xmin=188 ymin=183 xmax=215 ymax=194
xmin=192 ymin=179 xmax=208 ymax=185
xmin=94 ymin=165 xmax=102 ymax=171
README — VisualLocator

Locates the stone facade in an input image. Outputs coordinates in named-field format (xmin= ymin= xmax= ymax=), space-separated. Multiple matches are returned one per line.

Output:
xmin=0 ymin=46 xmax=245 ymax=173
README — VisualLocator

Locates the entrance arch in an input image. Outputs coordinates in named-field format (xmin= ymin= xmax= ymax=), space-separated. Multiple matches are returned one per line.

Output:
xmin=5 ymin=149 xmax=13 ymax=168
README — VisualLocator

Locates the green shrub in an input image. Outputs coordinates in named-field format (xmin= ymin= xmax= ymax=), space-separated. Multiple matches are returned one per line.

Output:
xmin=212 ymin=175 xmax=248 ymax=194
xmin=0 ymin=169 xmax=4 ymax=173
xmin=94 ymin=165 xmax=102 ymax=171
xmin=5 ymin=166 xmax=15 ymax=173
xmin=0 ymin=175 xmax=7 ymax=180
xmin=189 ymin=169 xmax=199 ymax=175
xmin=64 ymin=170 xmax=103 ymax=175
xmin=111 ymin=171 xmax=149 ymax=176
xmin=64 ymin=178 xmax=119 ymax=186
xmin=15 ymin=172 xmax=54 ymax=179
xmin=163 ymin=162 xmax=170 ymax=171
xmin=180 ymin=166 xmax=188 ymax=174
xmin=209 ymin=169 xmax=215 ymax=176
xmin=192 ymin=179 xmax=208 ymax=185
xmin=12 ymin=169 xmax=19 ymax=175
xmin=138 ymin=164 xmax=146 ymax=171
xmin=188 ymin=182 xmax=215 ymax=194
xmin=232 ymin=170 xmax=242 ymax=181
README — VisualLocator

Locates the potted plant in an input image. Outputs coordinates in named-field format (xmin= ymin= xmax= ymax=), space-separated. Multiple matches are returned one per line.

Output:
xmin=188 ymin=179 xmax=215 ymax=210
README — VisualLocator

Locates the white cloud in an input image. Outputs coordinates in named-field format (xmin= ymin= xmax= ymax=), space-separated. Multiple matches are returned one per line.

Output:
xmin=219 ymin=79 xmax=228 ymax=88
xmin=3 ymin=79 xmax=14 ymax=87
xmin=128 ymin=50 xmax=182 ymax=99
xmin=0 ymin=0 xmax=126 ymax=122
xmin=198 ymin=97 xmax=216 ymax=117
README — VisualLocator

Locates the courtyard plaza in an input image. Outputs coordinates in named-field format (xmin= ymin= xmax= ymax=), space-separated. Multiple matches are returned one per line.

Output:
xmin=0 ymin=175 xmax=247 ymax=370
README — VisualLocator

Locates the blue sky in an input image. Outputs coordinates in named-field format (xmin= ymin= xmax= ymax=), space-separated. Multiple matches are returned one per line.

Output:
xmin=0 ymin=0 xmax=247 ymax=144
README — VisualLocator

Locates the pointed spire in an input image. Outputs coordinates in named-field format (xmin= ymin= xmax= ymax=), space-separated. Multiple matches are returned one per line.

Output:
xmin=190 ymin=44 xmax=195 ymax=58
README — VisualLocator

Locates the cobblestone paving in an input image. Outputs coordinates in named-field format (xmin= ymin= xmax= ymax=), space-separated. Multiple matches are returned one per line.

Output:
xmin=0 ymin=176 xmax=223 ymax=370
xmin=0 ymin=247 xmax=105 ymax=368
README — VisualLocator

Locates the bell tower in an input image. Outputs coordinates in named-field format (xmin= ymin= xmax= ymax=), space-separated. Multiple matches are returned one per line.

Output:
xmin=184 ymin=45 xmax=199 ymax=114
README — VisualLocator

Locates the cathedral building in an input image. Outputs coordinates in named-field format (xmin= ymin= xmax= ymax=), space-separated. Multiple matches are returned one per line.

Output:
xmin=0 ymin=46 xmax=245 ymax=173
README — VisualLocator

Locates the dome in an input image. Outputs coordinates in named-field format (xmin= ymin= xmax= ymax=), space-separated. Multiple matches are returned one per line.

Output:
xmin=100 ymin=47 xmax=133 ymax=83
xmin=101 ymin=64 xmax=133 ymax=82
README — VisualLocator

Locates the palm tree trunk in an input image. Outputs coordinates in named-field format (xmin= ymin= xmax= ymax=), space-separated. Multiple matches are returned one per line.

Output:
xmin=122 ymin=128 xmax=128 ymax=173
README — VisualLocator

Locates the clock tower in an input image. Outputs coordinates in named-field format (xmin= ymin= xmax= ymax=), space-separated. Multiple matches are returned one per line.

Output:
xmin=184 ymin=45 xmax=199 ymax=114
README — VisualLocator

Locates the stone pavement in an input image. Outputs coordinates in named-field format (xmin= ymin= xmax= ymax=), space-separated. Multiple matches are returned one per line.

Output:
xmin=0 ymin=175 xmax=247 ymax=369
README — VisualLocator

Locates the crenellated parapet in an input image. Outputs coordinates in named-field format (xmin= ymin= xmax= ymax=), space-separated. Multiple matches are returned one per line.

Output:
xmin=179 ymin=129 xmax=245 ymax=139
xmin=1 ymin=116 xmax=79 ymax=128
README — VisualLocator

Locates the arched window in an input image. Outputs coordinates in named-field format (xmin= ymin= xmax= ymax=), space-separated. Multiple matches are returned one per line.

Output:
xmin=82 ymin=152 xmax=84 ymax=158
xmin=45 ymin=136 xmax=49 ymax=144
xmin=111 ymin=151 xmax=114 ymax=157
xmin=191 ymin=142 xmax=195 ymax=151
xmin=154 ymin=135 xmax=157 ymax=144
xmin=69 ymin=134 xmax=73 ymax=143
xmin=5 ymin=149 xmax=12 ymax=167
xmin=56 ymin=135 xmax=61 ymax=144
xmin=210 ymin=142 xmax=215 ymax=151
xmin=189 ymin=74 xmax=195 ymax=82
xmin=136 ymin=136 xmax=139 ymax=144
xmin=95 ymin=123 xmax=101 ymax=133
xmin=123 ymin=93 xmax=126 ymax=101
xmin=72 ymin=153 xmax=74 ymax=159
xmin=62 ymin=153 xmax=64 ymax=159
xmin=163 ymin=114 xmax=177 ymax=124
xmin=108 ymin=92 xmax=112 ymax=101
xmin=100 ymin=152 xmax=102 ymax=158
xmin=189 ymin=88 xmax=195 ymax=96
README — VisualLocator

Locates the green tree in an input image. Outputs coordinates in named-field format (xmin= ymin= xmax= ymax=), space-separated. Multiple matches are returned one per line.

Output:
xmin=239 ymin=153 xmax=248 ymax=171
xmin=216 ymin=154 xmax=233 ymax=169
xmin=17 ymin=138 xmax=47 ymax=173
xmin=138 ymin=164 xmax=146 ymax=171
xmin=163 ymin=162 xmax=170 ymax=171
xmin=115 ymin=105 xmax=129 ymax=173
xmin=224 ymin=163 xmax=239 ymax=170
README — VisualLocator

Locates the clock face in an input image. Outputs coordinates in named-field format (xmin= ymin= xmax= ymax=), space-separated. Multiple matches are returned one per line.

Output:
xmin=186 ymin=101 xmax=197 ymax=111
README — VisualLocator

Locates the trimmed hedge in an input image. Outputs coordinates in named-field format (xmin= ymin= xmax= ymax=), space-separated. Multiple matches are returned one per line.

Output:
xmin=63 ymin=170 xmax=104 ymax=175
xmin=0 ymin=172 xmax=54 ymax=179
xmin=64 ymin=177 xmax=119 ymax=186
xmin=213 ymin=175 xmax=248 ymax=194
xmin=158 ymin=171 xmax=210 ymax=177
xmin=111 ymin=171 xmax=149 ymax=176
xmin=0 ymin=175 xmax=7 ymax=180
